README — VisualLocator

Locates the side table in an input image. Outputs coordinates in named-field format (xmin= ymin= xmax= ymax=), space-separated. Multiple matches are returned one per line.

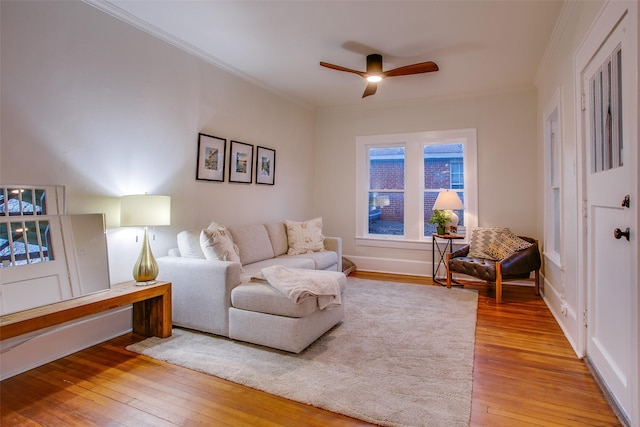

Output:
xmin=432 ymin=234 xmax=465 ymax=286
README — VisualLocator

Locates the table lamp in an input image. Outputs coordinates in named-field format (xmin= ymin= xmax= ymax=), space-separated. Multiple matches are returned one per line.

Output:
xmin=433 ymin=190 xmax=464 ymax=234
xmin=120 ymin=194 xmax=171 ymax=285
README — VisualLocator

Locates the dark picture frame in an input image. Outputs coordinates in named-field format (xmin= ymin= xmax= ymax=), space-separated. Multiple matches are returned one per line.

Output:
xmin=255 ymin=146 xmax=276 ymax=185
xmin=229 ymin=140 xmax=254 ymax=184
xmin=196 ymin=133 xmax=226 ymax=182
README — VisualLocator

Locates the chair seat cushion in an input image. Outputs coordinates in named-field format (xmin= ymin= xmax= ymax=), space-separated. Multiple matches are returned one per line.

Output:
xmin=449 ymin=256 xmax=497 ymax=282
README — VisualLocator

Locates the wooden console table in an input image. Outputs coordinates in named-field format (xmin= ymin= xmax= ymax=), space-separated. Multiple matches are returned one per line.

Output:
xmin=0 ymin=281 xmax=172 ymax=340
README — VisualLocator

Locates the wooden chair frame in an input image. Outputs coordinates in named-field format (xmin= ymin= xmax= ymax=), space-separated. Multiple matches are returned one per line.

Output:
xmin=444 ymin=239 xmax=540 ymax=304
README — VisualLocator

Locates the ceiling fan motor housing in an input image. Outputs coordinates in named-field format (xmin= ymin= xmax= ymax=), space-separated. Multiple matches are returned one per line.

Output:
xmin=366 ymin=54 xmax=383 ymax=75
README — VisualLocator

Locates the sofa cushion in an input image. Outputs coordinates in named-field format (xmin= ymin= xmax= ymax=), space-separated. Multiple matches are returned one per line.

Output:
xmin=468 ymin=227 xmax=509 ymax=260
xmin=231 ymin=271 xmax=347 ymax=318
xmin=280 ymin=251 xmax=338 ymax=271
xmin=232 ymin=282 xmax=319 ymax=318
xmin=264 ymin=222 xmax=288 ymax=256
xmin=285 ymin=217 xmax=325 ymax=255
xmin=200 ymin=228 xmax=241 ymax=264
xmin=228 ymin=224 xmax=275 ymax=265
xmin=239 ymin=257 xmax=315 ymax=282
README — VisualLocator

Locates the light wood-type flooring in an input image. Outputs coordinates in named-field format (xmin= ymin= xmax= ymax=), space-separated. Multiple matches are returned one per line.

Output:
xmin=0 ymin=272 xmax=621 ymax=426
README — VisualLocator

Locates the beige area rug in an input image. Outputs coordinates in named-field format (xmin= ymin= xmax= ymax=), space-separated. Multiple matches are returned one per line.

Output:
xmin=127 ymin=278 xmax=478 ymax=427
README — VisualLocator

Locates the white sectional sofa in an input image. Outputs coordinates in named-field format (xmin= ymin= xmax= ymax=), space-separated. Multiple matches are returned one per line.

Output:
xmin=156 ymin=220 xmax=345 ymax=352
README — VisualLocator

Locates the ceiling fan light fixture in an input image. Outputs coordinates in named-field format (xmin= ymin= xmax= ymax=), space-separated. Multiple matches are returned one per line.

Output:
xmin=319 ymin=52 xmax=438 ymax=98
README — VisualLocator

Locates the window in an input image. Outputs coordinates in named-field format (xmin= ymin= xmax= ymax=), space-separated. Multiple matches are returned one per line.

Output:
xmin=1 ymin=187 xmax=53 ymax=267
xmin=356 ymin=129 xmax=477 ymax=248
xmin=544 ymin=93 xmax=562 ymax=266
xmin=0 ymin=186 xmax=63 ymax=268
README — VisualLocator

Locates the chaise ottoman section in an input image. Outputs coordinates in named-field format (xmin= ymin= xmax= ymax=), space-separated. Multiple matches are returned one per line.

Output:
xmin=228 ymin=269 xmax=347 ymax=353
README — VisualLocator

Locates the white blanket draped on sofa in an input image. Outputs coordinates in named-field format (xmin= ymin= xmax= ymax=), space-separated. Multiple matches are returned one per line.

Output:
xmin=260 ymin=265 xmax=342 ymax=310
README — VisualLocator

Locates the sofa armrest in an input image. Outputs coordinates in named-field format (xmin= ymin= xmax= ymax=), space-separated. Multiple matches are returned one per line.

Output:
xmin=324 ymin=236 xmax=343 ymax=271
xmin=156 ymin=256 xmax=243 ymax=336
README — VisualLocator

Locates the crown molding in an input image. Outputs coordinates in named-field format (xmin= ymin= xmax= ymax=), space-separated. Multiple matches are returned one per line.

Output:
xmin=82 ymin=0 xmax=312 ymax=109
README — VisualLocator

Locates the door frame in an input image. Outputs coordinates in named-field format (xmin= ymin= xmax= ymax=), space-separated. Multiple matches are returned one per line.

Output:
xmin=574 ymin=1 xmax=638 ymax=425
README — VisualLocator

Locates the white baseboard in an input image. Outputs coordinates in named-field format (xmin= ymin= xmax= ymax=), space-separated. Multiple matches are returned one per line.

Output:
xmin=0 ymin=306 xmax=133 ymax=380
xmin=346 ymin=254 xmax=535 ymax=287
xmin=345 ymin=255 xmax=431 ymax=277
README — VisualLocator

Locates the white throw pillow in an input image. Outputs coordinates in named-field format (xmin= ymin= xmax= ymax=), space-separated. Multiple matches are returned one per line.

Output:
xmin=200 ymin=228 xmax=241 ymax=264
xmin=176 ymin=221 xmax=225 ymax=258
xmin=207 ymin=220 xmax=223 ymax=231
xmin=285 ymin=217 xmax=325 ymax=255
xmin=177 ymin=230 xmax=205 ymax=258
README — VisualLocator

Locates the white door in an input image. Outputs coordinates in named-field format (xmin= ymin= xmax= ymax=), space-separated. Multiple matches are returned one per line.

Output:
xmin=579 ymin=4 xmax=637 ymax=421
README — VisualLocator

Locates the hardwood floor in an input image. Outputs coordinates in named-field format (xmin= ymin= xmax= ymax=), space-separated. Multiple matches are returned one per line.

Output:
xmin=0 ymin=272 xmax=621 ymax=426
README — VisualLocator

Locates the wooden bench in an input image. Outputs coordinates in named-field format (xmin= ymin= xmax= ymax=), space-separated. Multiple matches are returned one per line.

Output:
xmin=0 ymin=281 xmax=172 ymax=340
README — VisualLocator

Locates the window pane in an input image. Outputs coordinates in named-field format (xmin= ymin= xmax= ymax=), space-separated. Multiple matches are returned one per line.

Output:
xmin=1 ymin=187 xmax=47 ymax=216
xmin=0 ymin=220 xmax=53 ymax=267
xmin=368 ymin=192 xmax=404 ymax=236
xmin=424 ymin=144 xmax=464 ymax=189
xmin=553 ymin=189 xmax=561 ymax=253
xmin=0 ymin=222 xmax=8 ymax=267
xmin=424 ymin=191 xmax=465 ymax=236
xmin=369 ymin=147 xmax=404 ymax=190
xmin=6 ymin=189 xmax=24 ymax=216
xmin=589 ymin=47 xmax=623 ymax=173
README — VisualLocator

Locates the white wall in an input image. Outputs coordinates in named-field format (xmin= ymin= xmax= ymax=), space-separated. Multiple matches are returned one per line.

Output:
xmin=536 ymin=3 xmax=639 ymax=423
xmin=1 ymin=1 xmax=316 ymax=281
xmin=314 ymin=89 xmax=540 ymax=275
xmin=0 ymin=1 xmax=315 ymax=377
xmin=534 ymin=1 xmax=604 ymax=354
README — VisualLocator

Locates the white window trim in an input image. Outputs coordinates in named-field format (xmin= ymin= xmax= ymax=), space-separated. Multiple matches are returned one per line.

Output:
xmin=543 ymin=89 xmax=563 ymax=268
xmin=355 ymin=128 xmax=478 ymax=249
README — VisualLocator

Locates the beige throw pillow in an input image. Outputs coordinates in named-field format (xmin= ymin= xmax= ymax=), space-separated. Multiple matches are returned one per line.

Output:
xmin=485 ymin=230 xmax=533 ymax=260
xmin=285 ymin=217 xmax=325 ymax=255
xmin=468 ymin=227 xmax=509 ymax=260
xmin=200 ymin=228 xmax=241 ymax=264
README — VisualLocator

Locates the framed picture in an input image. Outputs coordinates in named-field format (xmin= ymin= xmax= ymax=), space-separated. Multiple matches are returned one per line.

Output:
xmin=196 ymin=133 xmax=226 ymax=182
xmin=229 ymin=140 xmax=254 ymax=183
xmin=255 ymin=146 xmax=276 ymax=185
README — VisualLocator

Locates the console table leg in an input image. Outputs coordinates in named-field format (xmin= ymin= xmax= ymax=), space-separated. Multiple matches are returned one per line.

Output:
xmin=132 ymin=291 xmax=172 ymax=338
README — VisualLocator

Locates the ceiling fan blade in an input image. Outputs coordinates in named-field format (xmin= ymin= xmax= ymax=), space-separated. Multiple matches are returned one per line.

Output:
xmin=384 ymin=61 xmax=439 ymax=78
xmin=320 ymin=61 xmax=365 ymax=77
xmin=362 ymin=82 xmax=377 ymax=98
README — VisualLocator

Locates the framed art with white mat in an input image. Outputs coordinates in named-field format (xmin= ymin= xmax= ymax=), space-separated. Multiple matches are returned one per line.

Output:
xmin=196 ymin=133 xmax=226 ymax=182
xmin=255 ymin=146 xmax=275 ymax=185
xmin=229 ymin=140 xmax=253 ymax=184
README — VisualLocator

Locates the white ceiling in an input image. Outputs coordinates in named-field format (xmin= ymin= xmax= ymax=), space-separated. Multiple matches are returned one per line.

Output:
xmin=93 ymin=0 xmax=565 ymax=108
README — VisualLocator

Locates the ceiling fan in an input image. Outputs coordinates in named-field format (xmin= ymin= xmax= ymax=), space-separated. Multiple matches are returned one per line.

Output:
xmin=320 ymin=53 xmax=439 ymax=98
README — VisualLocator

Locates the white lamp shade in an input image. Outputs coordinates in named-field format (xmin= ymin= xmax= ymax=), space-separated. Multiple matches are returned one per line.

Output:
xmin=376 ymin=195 xmax=391 ymax=207
xmin=433 ymin=190 xmax=464 ymax=211
xmin=120 ymin=195 xmax=171 ymax=227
